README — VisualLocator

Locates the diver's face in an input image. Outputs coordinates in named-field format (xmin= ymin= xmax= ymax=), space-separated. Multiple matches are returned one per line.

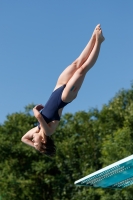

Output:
xmin=32 ymin=133 xmax=42 ymax=150
xmin=32 ymin=133 xmax=45 ymax=151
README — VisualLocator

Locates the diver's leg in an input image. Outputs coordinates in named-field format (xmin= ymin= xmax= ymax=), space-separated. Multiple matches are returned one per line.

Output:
xmin=62 ymin=27 xmax=105 ymax=102
xmin=54 ymin=24 xmax=101 ymax=90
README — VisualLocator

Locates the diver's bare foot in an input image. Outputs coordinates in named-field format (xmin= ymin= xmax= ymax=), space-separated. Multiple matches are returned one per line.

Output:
xmin=92 ymin=24 xmax=101 ymax=38
xmin=90 ymin=24 xmax=101 ymax=48
xmin=95 ymin=25 xmax=105 ymax=43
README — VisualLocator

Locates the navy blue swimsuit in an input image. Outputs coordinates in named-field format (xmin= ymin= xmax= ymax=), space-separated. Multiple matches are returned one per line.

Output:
xmin=40 ymin=85 xmax=69 ymax=124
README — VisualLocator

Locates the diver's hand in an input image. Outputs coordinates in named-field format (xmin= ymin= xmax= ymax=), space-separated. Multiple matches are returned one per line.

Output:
xmin=33 ymin=107 xmax=41 ymax=118
xmin=34 ymin=104 xmax=44 ymax=111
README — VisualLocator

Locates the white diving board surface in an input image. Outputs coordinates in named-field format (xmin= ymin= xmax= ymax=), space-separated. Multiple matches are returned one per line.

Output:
xmin=74 ymin=155 xmax=133 ymax=189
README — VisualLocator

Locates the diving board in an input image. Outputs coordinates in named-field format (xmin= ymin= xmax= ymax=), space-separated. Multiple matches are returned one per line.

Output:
xmin=74 ymin=155 xmax=133 ymax=189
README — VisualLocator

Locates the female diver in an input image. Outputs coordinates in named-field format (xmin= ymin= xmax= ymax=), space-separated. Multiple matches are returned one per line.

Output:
xmin=21 ymin=24 xmax=105 ymax=156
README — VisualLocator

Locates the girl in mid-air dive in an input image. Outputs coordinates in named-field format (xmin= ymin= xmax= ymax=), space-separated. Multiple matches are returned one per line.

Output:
xmin=21 ymin=24 xmax=105 ymax=156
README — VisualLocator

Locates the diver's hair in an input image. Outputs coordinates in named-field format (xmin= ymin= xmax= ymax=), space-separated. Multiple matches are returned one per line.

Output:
xmin=40 ymin=136 xmax=56 ymax=157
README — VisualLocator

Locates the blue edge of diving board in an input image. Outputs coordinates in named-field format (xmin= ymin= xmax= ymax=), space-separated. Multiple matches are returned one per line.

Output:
xmin=74 ymin=155 xmax=133 ymax=189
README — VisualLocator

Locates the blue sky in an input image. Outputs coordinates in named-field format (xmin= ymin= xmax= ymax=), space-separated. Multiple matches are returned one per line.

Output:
xmin=0 ymin=1 xmax=133 ymax=124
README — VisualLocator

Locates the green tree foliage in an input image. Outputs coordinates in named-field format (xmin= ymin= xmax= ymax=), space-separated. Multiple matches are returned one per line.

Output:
xmin=0 ymin=84 xmax=133 ymax=200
